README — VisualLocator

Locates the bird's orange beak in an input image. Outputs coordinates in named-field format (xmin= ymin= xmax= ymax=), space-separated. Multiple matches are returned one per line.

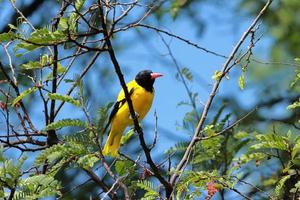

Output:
xmin=150 ymin=72 xmax=163 ymax=79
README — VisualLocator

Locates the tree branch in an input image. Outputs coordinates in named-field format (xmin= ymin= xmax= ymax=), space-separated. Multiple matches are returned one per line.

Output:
xmin=169 ymin=0 xmax=273 ymax=189
xmin=98 ymin=1 xmax=173 ymax=198
xmin=84 ymin=169 xmax=117 ymax=200
xmin=47 ymin=2 xmax=69 ymax=146
xmin=1 ymin=0 xmax=45 ymax=33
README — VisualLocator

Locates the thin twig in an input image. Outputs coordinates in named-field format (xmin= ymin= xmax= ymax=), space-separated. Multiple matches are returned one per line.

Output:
xmin=120 ymin=23 xmax=228 ymax=59
xmin=159 ymin=33 xmax=200 ymax=120
xmin=195 ymin=107 xmax=257 ymax=141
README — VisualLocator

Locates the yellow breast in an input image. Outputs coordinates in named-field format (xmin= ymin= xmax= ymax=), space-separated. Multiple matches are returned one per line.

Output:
xmin=131 ymin=85 xmax=154 ymax=120
xmin=112 ymin=80 xmax=154 ymax=127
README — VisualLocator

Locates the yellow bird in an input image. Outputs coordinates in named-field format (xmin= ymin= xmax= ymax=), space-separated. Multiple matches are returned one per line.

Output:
xmin=102 ymin=70 xmax=163 ymax=157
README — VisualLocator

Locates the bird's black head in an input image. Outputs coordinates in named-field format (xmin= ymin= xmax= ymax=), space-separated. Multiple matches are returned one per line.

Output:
xmin=135 ymin=70 xmax=163 ymax=92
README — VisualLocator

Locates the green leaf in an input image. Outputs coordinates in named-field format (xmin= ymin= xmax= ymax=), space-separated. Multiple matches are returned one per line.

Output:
xmin=234 ymin=131 xmax=249 ymax=139
xmin=0 ymin=154 xmax=27 ymax=191
xmin=287 ymin=99 xmax=300 ymax=110
xmin=290 ymin=70 xmax=300 ymax=88
xmin=250 ymin=133 xmax=289 ymax=151
xmin=121 ymin=128 xmax=135 ymax=145
xmin=64 ymin=130 xmax=96 ymax=148
xmin=46 ymin=63 xmax=66 ymax=81
xmin=12 ymin=87 xmax=37 ymax=106
xmin=41 ymin=54 xmax=49 ymax=66
xmin=165 ymin=142 xmax=187 ymax=154
xmin=58 ymin=17 xmax=68 ymax=31
xmin=239 ymin=74 xmax=245 ymax=90
xmin=34 ymin=144 xmax=65 ymax=166
xmin=44 ymin=119 xmax=87 ymax=131
xmin=192 ymin=125 xmax=224 ymax=163
xmin=171 ymin=0 xmax=188 ymax=19
xmin=15 ymin=28 xmax=67 ymax=52
xmin=68 ymin=13 xmax=79 ymax=34
xmin=64 ymin=79 xmax=75 ymax=83
xmin=16 ymin=174 xmax=61 ymax=200
xmin=0 ymin=146 xmax=4 ymax=162
xmin=181 ymin=67 xmax=193 ymax=81
xmin=176 ymin=170 xmax=225 ymax=200
xmin=21 ymin=60 xmax=42 ymax=70
xmin=77 ymin=154 xmax=98 ymax=169
xmin=0 ymin=32 xmax=15 ymax=42
xmin=136 ymin=180 xmax=159 ymax=200
xmin=115 ymin=160 xmax=132 ymax=176
xmin=59 ymin=13 xmax=78 ymax=34
xmin=275 ymin=175 xmax=291 ymax=197
xmin=97 ymin=102 xmax=114 ymax=130
xmin=15 ymin=41 xmax=39 ymax=52
xmin=35 ymin=143 xmax=87 ymax=168
xmin=236 ymin=152 xmax=266 ymax=165
xmin=75 ymin=0 xmax=85 ymax=10
xmin=292 ymin=139 xmax=300 ymax=159
xmin=48 ymin=93 xmax=81 ymax=107
xmin=295 ymin=180 xmax=300 ymax=188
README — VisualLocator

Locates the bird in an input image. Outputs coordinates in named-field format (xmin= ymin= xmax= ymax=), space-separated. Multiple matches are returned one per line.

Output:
xmin=102 ymin=70 xmax=163 ymax=157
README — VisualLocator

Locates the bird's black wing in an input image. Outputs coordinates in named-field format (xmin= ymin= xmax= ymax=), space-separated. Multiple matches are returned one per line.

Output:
xmin=102 ymin=88 xmax=135 ymax=134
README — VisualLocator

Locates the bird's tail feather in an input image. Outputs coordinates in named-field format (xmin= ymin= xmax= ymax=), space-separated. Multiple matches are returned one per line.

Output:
xmin=102 ymin=131 xmax=123 ymax=157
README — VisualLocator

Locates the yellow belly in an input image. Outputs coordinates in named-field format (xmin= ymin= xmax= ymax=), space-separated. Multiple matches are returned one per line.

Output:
xmin=102 ymin=80 xmax=155 ymax=157
xmin=111 ymin=85 xmax=154 ymax=128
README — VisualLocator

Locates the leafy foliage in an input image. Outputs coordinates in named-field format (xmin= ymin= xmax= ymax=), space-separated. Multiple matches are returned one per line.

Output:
xmin=120 ymin=128 xmax=135 ymax=145
xmin=115 ymin=159 xmax=135 ymax=176
xmin=77 ymin=154 xmax=99 ymax=170
xmin=176 ymin=67 xmax=193 ymax=82
xmin=48 ymin=93 xmax=81 ymax=107
xmin=0 ymin=148 xmax=61 ymax=199
xmin=15 ymin=175 xmax=61 ymax=200
xmin=176 ymin=170 xmax=232 ymax=200
xmin=235 ymin=129 xmax=300 ymax=198
xmin=171 ymin=0 xmax=189 ymax=19
xmin=12 ymin=87 xmax=37 ymax=106
xmin=0 ymin=32 xmax=15 ymax=42
xmin=15 ymin=28 xmax=67 ymax=52
xmin=0 ymin=150 xmax=26 ymax=189
xmin=287 ymin=99 xmax=300 ymax=110
xmin=44 ymin=119 xmax=88 ymax=131
xmin=136 ymin=180 xmax=160 ymax=200
xmin=21 ymin=60 xmax=43 ymax=70
xmin=96 ymin=102 xmax=114 ymax=131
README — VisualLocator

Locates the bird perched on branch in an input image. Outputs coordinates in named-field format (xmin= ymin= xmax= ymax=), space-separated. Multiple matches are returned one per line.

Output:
xmin=102 ymin=70 xmax=163 ymax=157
